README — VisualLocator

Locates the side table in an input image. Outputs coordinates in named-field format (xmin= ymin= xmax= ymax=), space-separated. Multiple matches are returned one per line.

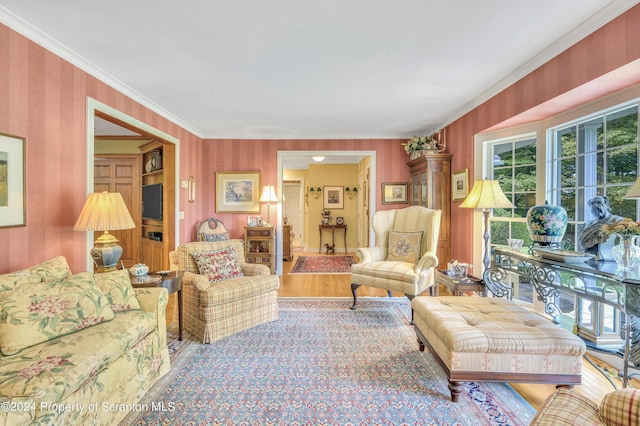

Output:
xmin=131 ymin=271 xmax=184 ymax=341
xmin=434 ymin=269 xmax=487 ymax=297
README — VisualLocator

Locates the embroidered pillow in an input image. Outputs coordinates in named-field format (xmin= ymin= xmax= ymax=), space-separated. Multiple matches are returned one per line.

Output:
xmin=386 ymin=231 xmax=423 ymax=263
xmin=94 ymin=269 xmax=141 ymax=312
xmin=192 ymin=247 xmax=244 ymax=283
xmin=0 ymin=272 xmax=115 ymax=355
xmin=0 ymin=256 xmax=72 ymax=293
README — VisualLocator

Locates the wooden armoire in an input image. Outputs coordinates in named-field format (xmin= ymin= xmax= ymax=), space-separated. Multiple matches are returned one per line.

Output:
xmin=407 ymin=154 xmax=452 ymax=269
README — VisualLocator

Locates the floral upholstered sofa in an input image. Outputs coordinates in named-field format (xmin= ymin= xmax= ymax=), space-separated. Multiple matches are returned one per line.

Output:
xmin=0 ymin=256 xmax=170 ymax=425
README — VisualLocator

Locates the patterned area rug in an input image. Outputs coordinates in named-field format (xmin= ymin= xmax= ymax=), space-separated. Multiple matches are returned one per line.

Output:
xmin=125 ymin=298 xmax=535 ymax=425
xmin=290 ymin=255 xmax=356 ymax=274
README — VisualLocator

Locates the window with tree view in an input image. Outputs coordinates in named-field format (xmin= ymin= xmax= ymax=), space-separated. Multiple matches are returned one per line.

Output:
xmin=551 ymin=105 xmax=639 ymax=250
xmin=489 ymin=137 xmax=537 ymax=248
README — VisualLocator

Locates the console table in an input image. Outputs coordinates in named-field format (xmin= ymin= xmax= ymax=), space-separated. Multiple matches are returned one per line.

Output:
xmin=486 ymin=247 xmax=640 ymax=387
xmin=318 ymin=224 xmax=347 ymax=254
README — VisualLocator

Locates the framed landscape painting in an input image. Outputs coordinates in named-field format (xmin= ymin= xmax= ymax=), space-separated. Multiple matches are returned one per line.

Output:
xmin=0 ymin=133 xmax=26 ymax=228
xmin=382 ymin=182 xmax=408 ymax=204
xmin=215 ymin=171 xmax=261 ymax=213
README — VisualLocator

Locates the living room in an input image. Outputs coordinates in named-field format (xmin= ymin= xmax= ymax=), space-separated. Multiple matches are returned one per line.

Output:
xmin=2 ymin=2 xmax=640 ymax=425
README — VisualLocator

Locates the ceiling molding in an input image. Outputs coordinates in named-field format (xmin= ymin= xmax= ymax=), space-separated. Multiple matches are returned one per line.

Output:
xmin=0 ymin=5 xmax=204 ymax=138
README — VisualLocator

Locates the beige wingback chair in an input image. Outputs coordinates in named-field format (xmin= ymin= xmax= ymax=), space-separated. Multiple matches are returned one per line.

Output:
xmin=169 ymin=240 xmax=279 ymax=343
xmin=350 ymin=206 xmax=441 ymax=309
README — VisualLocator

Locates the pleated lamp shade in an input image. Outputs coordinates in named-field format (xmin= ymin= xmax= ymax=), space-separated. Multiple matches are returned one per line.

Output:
xmin=460 ymin=180 xmax=514 ymax=209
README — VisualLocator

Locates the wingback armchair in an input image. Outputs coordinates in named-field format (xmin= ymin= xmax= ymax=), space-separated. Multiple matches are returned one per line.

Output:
xmin=350 ymin=206 xmax=441 ymax=309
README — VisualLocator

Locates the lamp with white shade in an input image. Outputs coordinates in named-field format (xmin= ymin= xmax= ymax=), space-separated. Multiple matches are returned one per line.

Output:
xmin=460 ymin=180 xmax=514 ymax=272
xmin=74 ymin=192 xmax=136 ymax=272
xmin=259 ymin=185 xmax=278 ymax=227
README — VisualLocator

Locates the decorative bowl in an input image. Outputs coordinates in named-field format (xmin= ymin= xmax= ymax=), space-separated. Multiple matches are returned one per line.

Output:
xmin=129 ymin=263 xmax=149 ymax=277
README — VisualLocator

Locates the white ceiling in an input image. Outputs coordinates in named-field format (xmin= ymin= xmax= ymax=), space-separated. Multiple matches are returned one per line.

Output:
xmin=1 ymin=1 xmax=637 ymax=139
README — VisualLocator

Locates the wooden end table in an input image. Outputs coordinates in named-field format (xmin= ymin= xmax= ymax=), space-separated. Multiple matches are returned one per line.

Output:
xmin=434 ymin=269 xmax=487 ymax=297
xmin=131 ymin=271 xmax=184 ymax=341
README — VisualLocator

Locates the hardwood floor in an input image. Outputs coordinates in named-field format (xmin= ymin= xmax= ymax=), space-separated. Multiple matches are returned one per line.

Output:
xmin=279 ymin=251 xmax=627 ymax=411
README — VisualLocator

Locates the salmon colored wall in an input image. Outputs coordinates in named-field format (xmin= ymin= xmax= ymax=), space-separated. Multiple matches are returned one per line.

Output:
xmin=201 ymin=139 xmax=410 ymax=239
xmin=446 ymin=4 xmax=640 ymax=265
xmin=0 ymin=24 xmax=205 ymax=273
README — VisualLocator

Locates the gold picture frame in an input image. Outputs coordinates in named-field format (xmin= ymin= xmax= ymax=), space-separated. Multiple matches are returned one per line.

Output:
xmin=452 ymin=169 xmax=469 ymax=201
xmin=0 ymin=132 xmax=26 ymax=228
xmin=382 ymin=182 xmax=408 ymax=204
xmin=215 ymin=171 xmax=261 ymax=213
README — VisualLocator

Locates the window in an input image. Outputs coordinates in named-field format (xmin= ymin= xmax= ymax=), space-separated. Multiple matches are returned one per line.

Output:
xmin=550 ymin=104 xmax=639 ymax=249
xmin=488 ymin=136 xmax=537 ymax=248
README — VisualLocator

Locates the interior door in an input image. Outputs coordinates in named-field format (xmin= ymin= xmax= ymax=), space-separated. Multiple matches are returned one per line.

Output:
xmin=94 ymin=155 xmax=141 ymax=268
xmin=283 ymin=181 xmax=303 ymax=247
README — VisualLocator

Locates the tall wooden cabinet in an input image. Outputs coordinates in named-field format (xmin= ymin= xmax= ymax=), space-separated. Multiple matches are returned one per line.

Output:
xmin=407 ymin=154 xmax=452 ymax=269
xmin=139 ymin=141 xmax=175 ymax=272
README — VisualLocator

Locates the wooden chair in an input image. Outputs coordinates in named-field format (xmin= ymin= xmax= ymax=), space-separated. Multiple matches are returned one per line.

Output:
xmin=195 ymin=217 xmax=229 ymax=242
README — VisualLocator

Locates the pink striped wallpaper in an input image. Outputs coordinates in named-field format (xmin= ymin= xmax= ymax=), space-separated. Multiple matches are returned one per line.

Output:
xmin=2 ymin=3 xmax=640 ymax=274
xmin=201 ymin=138 xmax=409 ymax=239
xmin=0 ymin=24 xmax=204 ymax=273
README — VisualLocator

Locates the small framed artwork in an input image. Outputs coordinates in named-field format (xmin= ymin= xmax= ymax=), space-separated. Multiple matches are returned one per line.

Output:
xmin=216 ymin=171 xmax=261 ymax=213
xmin=452 ymin=169 xmax=469 ymax=201
xmin=323 ymin=186 xmax=344 ymax=209
xmin=0 ymin=133 xmax=26 ymax=228
xmin=382 ymin=182 xmax=408 ymax=204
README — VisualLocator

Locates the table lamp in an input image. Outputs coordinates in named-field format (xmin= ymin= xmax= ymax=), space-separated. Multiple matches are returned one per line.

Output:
xmin=460 ymin=180 xmax=514 ymax=271
xmin=74 ymin=191 xmax=136 ymax=272
xmin=259 ymin=185 xmax=278 ymax=227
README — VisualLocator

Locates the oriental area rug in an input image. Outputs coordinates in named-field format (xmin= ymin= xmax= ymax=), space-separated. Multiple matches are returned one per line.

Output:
xmin=124 ymin=298 xmax=535 ymax=425
xmin=289 ymin=255 xmax=356 ymax=274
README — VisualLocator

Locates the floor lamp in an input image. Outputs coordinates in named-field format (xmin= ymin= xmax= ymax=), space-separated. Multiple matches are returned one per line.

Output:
xmin=259 ymin=185 xmax=278 ymax=227
xmin=460 ymin=180 xmax=514 ymax=272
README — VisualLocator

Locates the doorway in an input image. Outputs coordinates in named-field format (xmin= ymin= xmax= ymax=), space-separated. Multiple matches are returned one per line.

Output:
xmin=276 ymin=150 xmax=376 ymax=275
xmin=283 ymin=181 xmax=303 ymax=249
xmin=83 ymin=98 xmax=180 ymax=272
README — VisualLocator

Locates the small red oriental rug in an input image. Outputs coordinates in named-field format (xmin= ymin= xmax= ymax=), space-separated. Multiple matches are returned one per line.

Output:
xmin=289 ymin=255 xmax=356 ymax=274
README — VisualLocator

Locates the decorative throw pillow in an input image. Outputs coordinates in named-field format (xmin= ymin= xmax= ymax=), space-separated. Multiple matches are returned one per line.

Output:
xmin=0 ymin=256 xmax=72 ymax=293
xmin=0 ymin=272 xmax=115 ymax=355
xmin=386 ymin=231 xmax=423 ymax=263
xmin=94 ymin=269 xmax=141 ymax=312
xmin=192 ymin=247 xmax=244 ymax=283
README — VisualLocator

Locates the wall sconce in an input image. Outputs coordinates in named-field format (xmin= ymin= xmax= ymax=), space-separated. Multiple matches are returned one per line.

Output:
xmin=345 ymin=187 xmax=358 ymax=199
xmin=188 ymin=176 xmax=196 ymax=203
xmin=309 ymin=187 xmax=322 ymax=199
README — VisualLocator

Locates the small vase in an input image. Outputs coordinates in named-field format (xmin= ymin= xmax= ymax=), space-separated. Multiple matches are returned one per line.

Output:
xmin=612 ymin=235 xmax=640 ymax=272
xmin=409 ymin=151 xmax=421 ymax=160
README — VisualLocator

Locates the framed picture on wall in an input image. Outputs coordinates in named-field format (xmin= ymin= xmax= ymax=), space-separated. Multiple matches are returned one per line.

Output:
xmin=323 ymin=186 xmax=344 ymax=209
xmin=215 ymin=171 xmax=261 ymax=213
xmin=382 ymin=182 xmax=408 ymax=204
xmin=452 ymin=169 xmax=469 ymax=201
xmin=0 ymin=133 xmax=26 ymax=228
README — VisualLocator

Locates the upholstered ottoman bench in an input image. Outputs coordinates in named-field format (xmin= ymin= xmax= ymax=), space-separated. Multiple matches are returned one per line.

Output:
xmin=412 ymin=296 xmax=586 ymax=402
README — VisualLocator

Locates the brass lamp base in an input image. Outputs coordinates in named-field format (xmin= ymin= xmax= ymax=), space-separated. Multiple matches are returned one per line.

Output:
xmin=91 ymin=231 xmax=123 ymax=272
